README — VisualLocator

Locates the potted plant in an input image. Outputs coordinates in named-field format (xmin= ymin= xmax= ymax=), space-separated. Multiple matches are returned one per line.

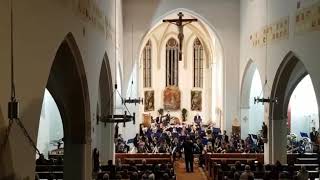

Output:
xmin=181 ymin=108 xmax=188 ymax=122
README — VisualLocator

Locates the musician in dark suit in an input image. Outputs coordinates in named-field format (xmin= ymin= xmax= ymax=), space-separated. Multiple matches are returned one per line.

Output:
xmin=223 ymin=130 xmax=229 ymax=143
xmin=310 ymin=127 xmax=319 ymax=143
xmin=155 ymin=116 xmax=161 ymax=124
xmin=194 ymin=114 xmax=202 ymax=125
xmin=183 ymin=137 xmax=195 ymax=172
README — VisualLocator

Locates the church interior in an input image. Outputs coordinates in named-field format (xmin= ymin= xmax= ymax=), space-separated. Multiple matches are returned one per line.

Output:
xmin=0 ymin=0 xmax=320 ymax=179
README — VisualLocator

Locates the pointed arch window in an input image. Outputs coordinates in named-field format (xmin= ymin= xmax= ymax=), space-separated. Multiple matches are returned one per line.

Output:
xmin=193 ymin=38 xmax=204 ymax=88
xmin=166 ymin=38 xmax=179 ymax=86
xmin=143 ymin=40 xmax=152 ymax=88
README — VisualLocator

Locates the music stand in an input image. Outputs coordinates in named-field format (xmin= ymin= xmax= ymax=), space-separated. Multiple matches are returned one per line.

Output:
xmin=300 ymin=132 xmax=308 ymax=138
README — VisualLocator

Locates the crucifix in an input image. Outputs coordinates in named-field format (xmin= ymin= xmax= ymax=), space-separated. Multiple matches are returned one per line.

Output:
xmin=163 ymin=12 xmax=198 ymax=61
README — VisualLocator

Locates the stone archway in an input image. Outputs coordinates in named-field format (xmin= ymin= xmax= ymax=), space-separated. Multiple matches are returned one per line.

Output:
xmin=95 ymin=53 xmax=114 ymax=164
xmin=45 ymin=33 xmax=90 ymax=180
xmin=240 ymin=60 xmax=264 ymax=139
xmin=269 ymin=51 xmax=312 ymax=164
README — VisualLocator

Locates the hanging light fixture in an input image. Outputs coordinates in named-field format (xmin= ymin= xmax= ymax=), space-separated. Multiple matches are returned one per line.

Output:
xmin=123 ymin=24 xmax=143 ymax=106
xmin=254 ymin=0 xmax=277 ymax=105
xmin=97 ymin=1 xmax=135 ymax=127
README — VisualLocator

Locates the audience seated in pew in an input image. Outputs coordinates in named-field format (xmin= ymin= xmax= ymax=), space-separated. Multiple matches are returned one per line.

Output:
xmin=97 ymin=158 xmax=175 ymax=180
xmin=296 ymin=166 xmax=309 ymax=180
xmin=240 ymin=165 xmax=254 ymax=180
xmin=211 ymin=159 xmax=319 ymax=180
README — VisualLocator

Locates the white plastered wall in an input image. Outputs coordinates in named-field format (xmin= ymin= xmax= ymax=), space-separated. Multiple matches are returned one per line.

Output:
xmin=240 ymin=0 xmax=320 ymax=163
xmin=0 ymin=0 xmax=123 ymax=178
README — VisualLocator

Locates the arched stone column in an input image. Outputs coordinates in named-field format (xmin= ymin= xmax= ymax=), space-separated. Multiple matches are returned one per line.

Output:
xmin=96 ymin=54 xmax=114 ymax=164
xmin=46 ymin=33 xmax=91 ymax=180
xmin=269 ymin=52 xmax=310 ymax=164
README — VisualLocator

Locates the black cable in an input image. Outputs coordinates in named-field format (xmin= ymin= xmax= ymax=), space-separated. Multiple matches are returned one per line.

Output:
xmin=0 ymin=119 xmax=13 ymax=155
xmin=16 ymin=118 xmax=41 ymax=156
xmin=10 ymin=0 xmax=16 ymax=101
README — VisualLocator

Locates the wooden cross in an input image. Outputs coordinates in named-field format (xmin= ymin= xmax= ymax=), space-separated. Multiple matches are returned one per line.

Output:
xmin=163 ymin=12 xmax=198 ymax=61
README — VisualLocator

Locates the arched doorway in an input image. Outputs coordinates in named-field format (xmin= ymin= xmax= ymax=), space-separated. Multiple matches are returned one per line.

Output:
xmin=269 ymin=51 xmax=319 ymax=163
xmin=240 ymin=60 xmax=264 ymax=139
xmin=94 ymin=54 xmax=114 ymax=165
xmin=36 ymin=89 xmax=63 ymax=159
xmin=287 ymin=75 xmax=319 ymax=146
xmin=41 ymin=33 xmax=90 ymax=180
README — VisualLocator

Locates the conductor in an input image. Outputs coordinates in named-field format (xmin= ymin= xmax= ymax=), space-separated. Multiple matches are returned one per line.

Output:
xmin=183 ymin=137 xmax=195 ymax=172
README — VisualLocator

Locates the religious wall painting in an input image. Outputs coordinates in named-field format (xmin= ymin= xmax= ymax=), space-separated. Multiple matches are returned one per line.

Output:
xmin=191 ymin=91 xmax=202 ymax=111
xmin=250 ymin=17 xmax=289 ymax=47
xmin=295 ymin=1 xmax=320 ymax=34
xmin=163 ymin=86 xmax=181 ymax=111
xmin=143 ymin=114 xmax=152 ymax=128
xmin=144 ymin=90 xmax=154 ymax=112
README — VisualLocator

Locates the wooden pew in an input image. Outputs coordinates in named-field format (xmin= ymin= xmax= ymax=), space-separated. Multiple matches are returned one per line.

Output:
xmin=204 ymin=153 xmax=264 ymax=177
xmin=36 ymin=165 xmax=64 ymax=179
xmin=204 ymin=153 xmax=264 ymax=171
xmin=115 ymin=153 xmax=172 ymax=164
xmin=212 ymin=163 xmax=319 ymax=180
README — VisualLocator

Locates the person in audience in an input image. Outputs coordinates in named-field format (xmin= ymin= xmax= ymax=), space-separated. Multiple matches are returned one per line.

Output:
xmin=163 ymin=173 xmax=170 ymax=180
xmin=130 ymin=172 xmax=139 ymax=180
xmin=102 ymin=173 xmax=109 ymax=180
xmin=115 ymin=173 xmax=122 ymax=180
xmin=296 ymin=166 xmax=309 ymax=180
xmin=279 ymin=171 xmax=289 ymax=180
xmin=122 ymin=169 xmax=130 ymax=180
xmin=153 ymin=164 xmax=161 ymax=178
xmin=148 ymin=172 xmax=155 ymax=180
xmin=56 ymin=156 xmax=63 ymax=165
xmin=235 ymin=161 xmax=242 ymax=171
xmin=140 ymin=158 xmax=151 ymax=171
xmin=142 ymin=174 xmax=148 ymax=180
xmin=36 ymin=154 xmax=48 ymax=165
xmin=234 ymin=171 xmax=241 ymax=180
xmin=228 ymin=166 xmax=237 ymax=179
xmin=268 ymin=165 xmax=279 ymax=179
xmin=105 ymin=160 xmax=116 ymax=178
xmin=115 ymin=158 xmax=122 ymax=171
xmin=220 ymin=160 xmax=230 ymax=171
xmin=287 ymin=160 xmax=295 ymax=177
xmin=240 ymin=165 xmax=254 ymax=179
xmin=256 ymin=161 xmax=264 ymax=172
xmin=275 ymin=160 xmax=283 ymax=173
xmin=93 ymin=148 xmax=100 ymax=173
xmin=247 ymin=160 xmax=255 ymax=172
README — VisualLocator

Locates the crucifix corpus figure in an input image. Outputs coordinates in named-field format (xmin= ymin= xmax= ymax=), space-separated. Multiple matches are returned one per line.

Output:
xmin=163 ymin=12 xmax=197 ymax=61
